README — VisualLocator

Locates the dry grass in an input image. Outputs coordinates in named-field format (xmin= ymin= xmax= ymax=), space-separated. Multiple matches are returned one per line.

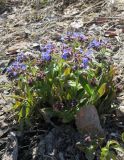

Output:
xmin=23 ymin=0 xmax=48 ymax=9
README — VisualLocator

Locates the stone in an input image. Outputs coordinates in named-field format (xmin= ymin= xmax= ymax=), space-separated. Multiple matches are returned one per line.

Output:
xmin=2 ymin=132 xmax=18 ymax=160
xmin=75 ymin=105 xmax=104 ymax=135
xmin=70 ymin=19 xmax=84 ymax=29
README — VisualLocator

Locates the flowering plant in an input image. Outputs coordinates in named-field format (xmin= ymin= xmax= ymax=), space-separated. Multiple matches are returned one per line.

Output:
xmin=5 ymin=32 xmax=116 ymax=124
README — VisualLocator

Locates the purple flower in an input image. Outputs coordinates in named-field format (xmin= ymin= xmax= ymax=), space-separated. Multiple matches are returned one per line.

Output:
xmin=67 ymin=32 xmax=71 ymax=35
xmin=6 ymin=61 xmax=27 ymax=76
xmin=20 ymin=64 xmax=27 ymax=70
xmin=72 ymin=32 xmax=86 ymax=41
xmin=46 ymin=49 xmax=52 ymax=54
xmin=79 ymin=48 xmax=83 ymax=54
xmin=62 ymin=43 xmax=68 ymax=49
xmin=79 ymin=34 xmax=87 ymax=41
xmin=85 ymin=49 xmax=94 ymax=57
xmin=13 ymin=72 xmax=17 ymax=77
xmin=45 ymin=43 xmax=54 ymax=50
xmin=88 ymin=39 xmax=101 ymax=48
xmin=82 ymin=57 xmax=89 ymax=69
xmin=63 ymin=49 xmax=69 ymax=54
xmin=61 ymin=48 xmax=71 ymax=60
xmin=12 ymin=62 xmax=20 ymax=69
xmin=41 ymin=43 xmax=54 ymax=53
xmin=65 ymin=35 xmax=72 ymax=41
xmin=62 ymin=53 xmax=68 ymax=60
xmin=6 ymin=66 xmax=12 ymax=73
xmin=16 ymin=52 xmax=26 ymax=62
xmin=72 ymin=32 xmax=80 ymax=38
xmin=42 ymin=52 xmax=51 ymax=61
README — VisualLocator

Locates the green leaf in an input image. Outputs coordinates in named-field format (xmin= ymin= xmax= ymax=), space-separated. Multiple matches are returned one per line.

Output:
xmin=106 ymin=140 xmax=118 ymax=148
xmin=67 ymin=93 xmax=71 ymax=100
xmin=109 ymin=65 xmax=116 ymax=77
xmin=13 ymin=101 xmax=21 ymax=109
xmin=122 ymin=132 xmax=124 ymax=142
xmin=64 ymin=67 xmax=71 ymax=76
xmin=61 ymin=110 xmax=75 ymax=123
xmin=84 ymin=84 xmax=93 ymax=96
xmin=26 ymin=106 xmax=30 ymax=117
xmin=85 ymin=145 xmax=96 ymax=160
xmin=98 ymin=83 xmax=106 ymax=97
xmin=100 ymin=147 xmax=109 ymax=160
xmin=79 ymin=76 xmax=93 ymax=96
xmin=68 ymin=80 xmax=82 ymax=90
xmin=68 ymin=80 xmax=76 ymax=87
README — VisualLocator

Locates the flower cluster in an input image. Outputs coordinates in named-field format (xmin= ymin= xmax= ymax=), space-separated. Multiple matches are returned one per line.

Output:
xmin=6 ymin=61 xmax=27 ymax=78
xmin=40 ymin=43 xmax=55 ymax=61
xmin=4 ymin=32 xmax=115 ymax=124
xmin=5 ymin=32 xmax=110 ymax=78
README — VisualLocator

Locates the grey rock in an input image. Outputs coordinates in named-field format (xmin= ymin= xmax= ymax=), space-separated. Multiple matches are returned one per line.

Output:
xmin=2 ymin=132 xmax=18 ymax=160
xmin=75 ymin=105 xmax=104 ymax=136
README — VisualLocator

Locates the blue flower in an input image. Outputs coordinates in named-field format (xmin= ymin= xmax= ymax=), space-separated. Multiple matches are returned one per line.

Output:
xmin=62 ymin=43 xmax=68 ymax=49
xmin=62 ymin=53 xmax=68 ymax=60
xmin=45 ymin=49 xmax=51 ymax=54
xmin=79 ymin=34 xmax=87 ymax=41
xmin=82 ymin=57 xmax=89 ymax=69
xmin=67 ymin=32 xmax=71 ymax=35
xmin=79 ymin=48 xmax=83 ymax=54
xmin=6 ymin=66 xmax=12 ymax=73
xmin=45 ymin=43 xmax=54 ymax=50
xmin=85 ymin=49 xmax=94 ymax=57
xmin=20 ymin=64 xmax=27 ymax=70
xmin=88 ymin=39 xmax=101 ymax=48
xmin=16 ymin=52 xmax=26 ymax=62
xmin=42 ymin=52 xmax=51 ymax=61
xmin=61 ymin=48 xmax=71 ymax=60
xmin=12 ymin=62 xmax=20 ymax=69
xmin=6 ymin=61 xmax=27 ymax=74
xmin=13 ymin=72 xmax=17 ymax=77
xmin=72 ymin=32 xmax=86 ymax=41
xmin=41 ymin=43 xmax=54 ymax=53
xmin=72 ymin=32 xmax=80 ymax=39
